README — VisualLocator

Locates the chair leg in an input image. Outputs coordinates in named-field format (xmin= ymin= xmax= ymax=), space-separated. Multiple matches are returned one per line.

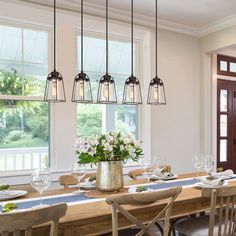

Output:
xmin=155 ymin=222 xmax=163 ymax=235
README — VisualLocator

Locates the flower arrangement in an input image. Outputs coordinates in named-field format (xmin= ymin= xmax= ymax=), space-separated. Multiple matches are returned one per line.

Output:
xmin=74 ymin=131 xmax=143 ymax=164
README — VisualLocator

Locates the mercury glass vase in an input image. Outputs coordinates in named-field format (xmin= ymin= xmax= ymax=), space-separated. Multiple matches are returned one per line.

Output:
xmin=96 ymin=161 xmax=124 ymax=192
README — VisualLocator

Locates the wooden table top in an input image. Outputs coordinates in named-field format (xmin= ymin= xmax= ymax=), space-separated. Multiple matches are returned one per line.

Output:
xmin=11 ymin=172 xmax=236 ymax=236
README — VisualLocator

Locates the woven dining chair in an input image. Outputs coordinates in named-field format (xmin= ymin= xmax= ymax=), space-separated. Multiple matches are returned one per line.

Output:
xmin=0 ymin=203 xmax=67 ymax=236
xmin=59 ymin=173 xmax=96 ymax=189
xmin=106 ymin=186 xmax=182 ymax=236
xmin=175 ymin=185 xmax=236 ymax=236
xmin=128 ymin=169 xmax=144 ymax=180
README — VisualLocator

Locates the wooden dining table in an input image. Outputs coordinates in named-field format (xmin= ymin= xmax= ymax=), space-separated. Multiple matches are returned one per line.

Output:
xmin=7 ymin=172 xmax=236 ymax=236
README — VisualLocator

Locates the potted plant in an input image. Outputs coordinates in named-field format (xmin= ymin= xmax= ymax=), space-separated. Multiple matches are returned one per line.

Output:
xmin=74 ymin=131 xmax=143 ymax=192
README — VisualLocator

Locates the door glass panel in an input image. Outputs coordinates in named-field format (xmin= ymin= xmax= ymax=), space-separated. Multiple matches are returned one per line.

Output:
xmin=220 ymin=61 xmax=227 ymax=71
xmin=220 ymin=89 xmax=227 ymax=112
xmin=230 ymin=62 xmax=236 ymax=72
xmin=220 ymin=115 xmax=227 ymax=137
xmin=220 ymin=139 xmax=227 ymax=162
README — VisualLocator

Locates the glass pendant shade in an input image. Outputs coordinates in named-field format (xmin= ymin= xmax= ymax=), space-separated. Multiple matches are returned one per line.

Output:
xmin=97 ymin=74 xmax=117 ymax=103
xmin=72 ymin=72 xmax=92 ymax=102
xmin=44 ymin=70 xmax=66 ymax=102
xmin=147 ymin=76 xmax=166 ymax=105
xmin=122 ymin=75 xmax=142 ymax=104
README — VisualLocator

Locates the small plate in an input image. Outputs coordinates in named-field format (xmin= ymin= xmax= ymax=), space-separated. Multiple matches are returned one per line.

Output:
xmin=71 ymin=190 xmax=86 ymax=195
xmin=195 ymin=182 xmax=228 ymax=189
xmin=80 ymin=182 xmax=96 ymax=190
xmin=128 ymin=186 xmax=148 ymax=193
xmin=0 ymin=190 xmax=27 ymax=200
xmin=151 ymin=174 xmax=178 ymax=181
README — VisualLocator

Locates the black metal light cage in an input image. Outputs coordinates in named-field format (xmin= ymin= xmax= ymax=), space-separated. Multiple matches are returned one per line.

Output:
xmin=97 ymin=74 xmax=117 ymax=104
xmin=44 ymin=0 xmax=66 ymax=102
xmin=147 ymin=76 xmax=166 ymax=105
xmin=122 ymin=75 xmax=142 ymax=105
xmin=97 ymin=0 xmax=117 ymax=104
xmin=122 ymin=0 xmax=142 ymax=105
xmin=71 ymin=0 xmax=93 ymax=103
xmin=147 ymin=0 xmax=166 ymax=105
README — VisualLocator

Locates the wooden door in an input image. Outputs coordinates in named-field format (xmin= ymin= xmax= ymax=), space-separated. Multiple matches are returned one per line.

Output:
xmin=217 ymin=79 xmax=236 ymax=172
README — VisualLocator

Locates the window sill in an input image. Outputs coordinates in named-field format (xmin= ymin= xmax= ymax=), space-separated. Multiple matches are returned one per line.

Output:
xmin=0 ymin=163 xmax=140 ymax=185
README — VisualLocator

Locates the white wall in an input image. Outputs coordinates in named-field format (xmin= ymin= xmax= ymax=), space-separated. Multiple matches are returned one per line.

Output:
xmin=0 ymin=0 xmax=203 ymax=180
xmin=151 ymin=29 xmax=201 ymax=173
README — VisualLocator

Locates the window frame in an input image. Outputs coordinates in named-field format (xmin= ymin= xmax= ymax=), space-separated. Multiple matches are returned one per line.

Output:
xmin=75 ymin=30 xmax=141 ymax=139
xmin=217 ymin=54 xmax=236 ymax=77
xmin=0 ymin=20 xmax=51 ymax=174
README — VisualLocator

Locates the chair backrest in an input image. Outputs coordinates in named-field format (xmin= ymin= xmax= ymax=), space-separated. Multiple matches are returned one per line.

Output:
xmin=59 ymin=173 xmax=96 ymax=189
xmin=0 ymin=203 xmax=67 ymax=236
xmin=106 ymin=186 xmax=182 ymax=236
xmin=127 ymin=169 xmax=143 ymax=180
xmin=202 ymin=185 xmax=236 ymax=236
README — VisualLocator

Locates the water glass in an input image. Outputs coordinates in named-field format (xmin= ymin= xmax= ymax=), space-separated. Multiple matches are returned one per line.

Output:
xmin=203 ymin=155 xmax=214 ymax=174
xmin=141 ymin=162 xmax=154 ymax=191
xmin=192 ymin=154 xmax=203 ymax=177
xmin=31 ymin=168 xmax=51 ymax=207
xmin=71 ymin=162 xmax=87 ymax=192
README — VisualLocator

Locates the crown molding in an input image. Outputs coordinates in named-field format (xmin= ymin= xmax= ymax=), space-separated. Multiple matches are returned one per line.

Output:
xmin=9 ymin=0 xmax=236 ymax=38
xmin=197 ymin=13 xmax=236 ymax=37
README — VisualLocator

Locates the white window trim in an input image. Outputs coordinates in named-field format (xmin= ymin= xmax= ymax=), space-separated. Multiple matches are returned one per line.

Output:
xmin=0 ymin=2 xmax=151 ymax=184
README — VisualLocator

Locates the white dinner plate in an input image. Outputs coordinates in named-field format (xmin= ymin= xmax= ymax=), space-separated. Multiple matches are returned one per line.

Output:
xmin=80 ymin=182 xmax=96 ymax=190
xmin=194 ymin=182 xmax=228 ymax=189
xmin=0 ymin=190 xmax=27 ymax=200
xmin=151 ymin=174 xmax=178 ymax=181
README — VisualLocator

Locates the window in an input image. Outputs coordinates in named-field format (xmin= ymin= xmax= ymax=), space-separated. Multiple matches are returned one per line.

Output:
xmin=0 ymin=24 xmax=49 ymax=172
xmin=217 ymin=54 xmax=236 ymax=76
xmin=77 ymin=35 xmax=139 ymax=138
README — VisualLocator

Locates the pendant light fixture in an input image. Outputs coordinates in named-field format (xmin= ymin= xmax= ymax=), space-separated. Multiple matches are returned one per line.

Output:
xmin=44 ymin=0 xmax=66 ymax=102
xmin=72 ymin=0 xmax=93 ymax=103
xmin=147 ymin=0 xmax=166 ymax=105
xmin=97 ymin=0 xmax=117 ymax=104
xmin=122 ymin=0 xmax=142 ymax=105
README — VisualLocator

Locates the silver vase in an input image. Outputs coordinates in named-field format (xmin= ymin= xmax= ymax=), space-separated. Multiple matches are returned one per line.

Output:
xmin=96 ymin=161 xmax=124 ymax=192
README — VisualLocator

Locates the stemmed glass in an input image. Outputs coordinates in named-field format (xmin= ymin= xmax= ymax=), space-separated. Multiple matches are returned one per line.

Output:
xmin=31 ymin=168 xmax=51 ymax=207
xmin=203 ymin=155 xmax=214 ymax=175
xmin=141 ymin=162 xmax=154 ymax=191
xmin=71 ymin=162 xmax=87 ymax=193
xmin=192 ymin=154 xmax=203 ymax=177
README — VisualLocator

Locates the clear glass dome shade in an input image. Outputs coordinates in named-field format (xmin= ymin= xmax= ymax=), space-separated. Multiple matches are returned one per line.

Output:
xmin=97 ymin=74 xmax=117 ymax=104
xmin=71 ymin=72 xmax=93 ymax=103
xmin=44 ymin=70 xmax=66 ymax=102
xmin=122 ymin=75 xmax=142 ymax=104
xmin=147 ymin=77 xmax=166 ymax=105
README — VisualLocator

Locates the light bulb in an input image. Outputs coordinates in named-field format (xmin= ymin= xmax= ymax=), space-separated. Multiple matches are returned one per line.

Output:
xmin=103 ymin=82 xmax=109 ymax=99
xmin=52 ymin=80 xmax=57 ymax=98
xmin=128 ymin=84 xmax=134 ymax=101
xmin=79 ymin=81 xmax=84 ymax=99
xmin=154 ymin=85 xmax=158 ymax=102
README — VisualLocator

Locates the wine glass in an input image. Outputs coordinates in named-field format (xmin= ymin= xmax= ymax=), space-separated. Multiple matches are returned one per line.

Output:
xmin=141 ymin=162 xmax=154 ymax=191
xmin=203 ymin=155 xmax=214 ymax=175
xmin=71 ymin=162 xmax=87 ymax=193
xmin=192 ymin=154 xmax=203 ymax=177
xmin=31 ymin=168 xmax=51 ymax=207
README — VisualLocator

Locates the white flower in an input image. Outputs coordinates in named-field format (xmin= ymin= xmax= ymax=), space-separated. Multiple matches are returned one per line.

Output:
xmin=104 ymin=142 xmax=113 ymax=152
xmin=106 ymin=134 xmax=114 ymax=143
xmin=88 ymin=147 xmax=96 ymax=155
xmin=120 ymin=145 xmax=125 ymax=151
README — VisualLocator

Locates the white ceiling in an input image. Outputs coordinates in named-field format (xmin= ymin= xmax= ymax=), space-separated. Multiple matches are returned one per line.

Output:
xmin=15 ymin=0 xmax=236 ymax=36
xmin=82 ymin=0 xmax=236 ymax=28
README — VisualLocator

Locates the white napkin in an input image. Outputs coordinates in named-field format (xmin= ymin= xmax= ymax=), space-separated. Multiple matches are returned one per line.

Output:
xmin=210 ymin=169 xmax=234 ymax=179
xmin=198 ymin=177 xmax=225 ymax=186
xmin=154 ymin=168 xmax=173 ymax=177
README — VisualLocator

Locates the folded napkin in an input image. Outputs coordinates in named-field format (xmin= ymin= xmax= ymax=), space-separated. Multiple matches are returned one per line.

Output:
xmin=198 ymin=177 xmax=225 ymax=186
xmin=210 ymin=169 xmax=234 ymax=179
xmin=154 ymin=168 xmax=173 ymax=178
